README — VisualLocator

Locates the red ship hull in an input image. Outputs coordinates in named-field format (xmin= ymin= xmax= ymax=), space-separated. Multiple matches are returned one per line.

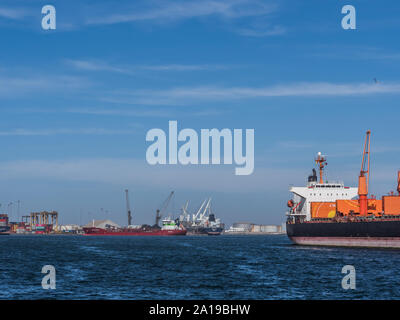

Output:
xmin=83 ymin=227 xmax=187 ymax=236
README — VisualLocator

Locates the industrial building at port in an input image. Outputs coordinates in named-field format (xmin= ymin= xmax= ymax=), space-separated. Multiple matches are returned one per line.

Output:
xmin=225 ymin=222 xmax=285 ymax=234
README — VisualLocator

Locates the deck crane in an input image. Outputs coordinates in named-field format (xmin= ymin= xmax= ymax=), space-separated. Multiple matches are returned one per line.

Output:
xmin=155 ymin=191 xmax=174 ymax=226
xmin=193 ymin=199 xmax=207 ymax=222
xmin=125 ymin=189 xmax=132 ymax=226
xmin=181 ymin=201 xmax=190 ymax=222
xmin=199 ymin=198 xmax=212 ymax=221
xmin=358 ymin=130 xmax=371 ymax=216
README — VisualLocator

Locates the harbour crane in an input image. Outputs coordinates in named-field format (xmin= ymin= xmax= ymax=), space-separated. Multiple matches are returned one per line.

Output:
xmin=358 ymin=130 xmax=371 ymax=216
xmin=155 ymin=191 xmax=174 ymax=226
xmin=125 ymin=189 xmax=132 ymax=226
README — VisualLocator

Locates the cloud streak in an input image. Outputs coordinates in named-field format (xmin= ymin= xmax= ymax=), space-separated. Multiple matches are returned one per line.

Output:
xmin=0 ymin=75 xmax=92 ymax=96
xmin=102 ymin=82 xmax=400 ymax=105
xmin=86 ymin=0 xmax=275 ymax=25
xmin=0 ymin=7 xmax=30 ymax=20
xmin=0 ymin=128 xmax=136 ymax=136
xmin=65 ymin=59 xmax=229 ymax=74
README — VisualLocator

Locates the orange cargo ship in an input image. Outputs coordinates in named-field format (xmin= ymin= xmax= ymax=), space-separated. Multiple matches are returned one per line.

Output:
xmin=286 ymin=131 xmax=400 ymax=248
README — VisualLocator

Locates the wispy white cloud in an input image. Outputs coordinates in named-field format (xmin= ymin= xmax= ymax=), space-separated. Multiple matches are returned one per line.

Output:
xmin=82 ymin=0 xmax=284 ymax=38
xmin=65 ymin=59 xmax=228 ymax=74
xmin=308 ymin=45 xmax=400 ymax=61
xmin=0 ymin=7 xmax=30 ymax=20
xmin=66 ymin=107 xmax=222 ymax=117
xmin=102 ymin=82 xmax=400 ymax=105
xmin=0 ymin=1 xmax=284 ymax=37
xmin=65 ymin=59 xmax=130 ymax=74
xmin=65 ymin=107 xmax=171 ymax=117
xmin=11 ymin=107 xmax=223 ymax=118
xmin=0 ymin=128 xmax=136 ymax=136
xmin=0 ymin=75 xmax=92 ymax=96
xmin=139 ymin=64 xmax=228 ymax=71
xmin=236 ymin=25 xmax=286 ymax=37
xmin=86 ymin=0 xmax=276 ymax=25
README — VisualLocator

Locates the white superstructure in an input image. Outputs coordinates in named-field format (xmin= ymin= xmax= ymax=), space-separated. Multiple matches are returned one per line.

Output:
xmin=287 ymin=154 xmax=358 ymax=221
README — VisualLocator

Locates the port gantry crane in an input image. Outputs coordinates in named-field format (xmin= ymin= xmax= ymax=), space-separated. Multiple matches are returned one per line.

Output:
xmin=125 ymin=189 xmax=132 ymax=226
xmin=155 ymin=191 xmax=174 ymax=226
xmin=358 ymin=130 xmax=371 ymax=216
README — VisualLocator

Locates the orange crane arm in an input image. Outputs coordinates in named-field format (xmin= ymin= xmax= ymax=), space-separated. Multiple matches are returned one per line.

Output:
xmin=397 ymin=171 xmax=400 ymax=195
xmin=358 ymin=130 xmax=371 ymax=215
xmin=360 ymin=130 xmax=371 ymax=190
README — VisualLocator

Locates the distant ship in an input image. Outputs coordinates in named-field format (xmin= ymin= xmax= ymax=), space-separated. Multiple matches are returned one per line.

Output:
xmin=177 ymin=198 xmax=225 ymax=235
xmin=83 ymin=191 xmax=187 ymax=236
xmin=83 ymin=218 xmax=187 ymax=236
xmin=286 ymin=131 xmax=400 ymax=248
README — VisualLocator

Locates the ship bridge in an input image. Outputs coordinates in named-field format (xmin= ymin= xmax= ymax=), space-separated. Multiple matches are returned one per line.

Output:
xmin=289 ymin=183 xmax=358 ymax=221
xmin=287 ymin=155 xmax=358 ymax=221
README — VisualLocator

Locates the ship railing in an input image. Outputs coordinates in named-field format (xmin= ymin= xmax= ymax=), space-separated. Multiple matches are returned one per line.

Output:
xmin=286 ymin=211 xmax=306 ymax=216
xmin=306 ymin=180 xmax=345 ymax=186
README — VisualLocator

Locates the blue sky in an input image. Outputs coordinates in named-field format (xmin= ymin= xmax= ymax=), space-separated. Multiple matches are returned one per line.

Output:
xmin=1 ymin=0 xmax=400 ymax=226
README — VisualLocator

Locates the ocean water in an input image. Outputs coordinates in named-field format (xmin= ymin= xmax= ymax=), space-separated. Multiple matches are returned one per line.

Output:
xmin=1 ymin=234 xmax=400 ymax=300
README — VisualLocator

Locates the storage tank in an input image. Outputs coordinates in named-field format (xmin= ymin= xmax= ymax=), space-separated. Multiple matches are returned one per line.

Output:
xmin=260 ymin=225 xmax=278 ymax=233
xmin=232 ymin=222 xmax=253 ymax=232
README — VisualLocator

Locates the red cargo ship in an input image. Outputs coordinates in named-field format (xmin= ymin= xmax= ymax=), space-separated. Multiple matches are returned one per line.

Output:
xmin=83 ymin=191 xmax=187 ymax=236
xmin=83 ymin=226 xmax=187 ymax=236
xmin=83 ymin=218 xmax=187 ymax=236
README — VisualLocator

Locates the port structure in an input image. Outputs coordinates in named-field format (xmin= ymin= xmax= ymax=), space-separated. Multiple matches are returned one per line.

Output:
xmin=358 ymin=130 xmax=371 ymax=216
xmin=25 ymin=211 xmax=59 ymax=229
xmin=125 ymin=189 xmax=132 ymax=226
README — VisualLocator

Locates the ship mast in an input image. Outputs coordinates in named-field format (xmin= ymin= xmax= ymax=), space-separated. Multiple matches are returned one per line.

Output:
xmin=358 ymin=130 xmax=371 ymax=216
xmin=315 ymin=152 xmax=327 ymax=184
xmin=125 ymin=189 xmax=132 ymax=226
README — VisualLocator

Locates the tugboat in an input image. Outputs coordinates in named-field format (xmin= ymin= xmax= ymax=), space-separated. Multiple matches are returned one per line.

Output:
xmin=286 ymin=131 xmax=400 ymax=248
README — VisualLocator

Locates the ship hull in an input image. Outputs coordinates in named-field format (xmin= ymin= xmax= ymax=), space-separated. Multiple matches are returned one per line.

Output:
xmin=287 ymin=220 xmax=400 ymax=248
xmin=185 ymin=226 xmax=224 ymax=235
xmin=83 ymin=227 xmax=187 ymax=236
xmin=0 ymin=226 xmax=10 ymax=235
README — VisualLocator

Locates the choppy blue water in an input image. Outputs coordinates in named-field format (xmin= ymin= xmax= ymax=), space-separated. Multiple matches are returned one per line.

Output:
xmin=1 ymin=234 xmax=400 ymax=299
